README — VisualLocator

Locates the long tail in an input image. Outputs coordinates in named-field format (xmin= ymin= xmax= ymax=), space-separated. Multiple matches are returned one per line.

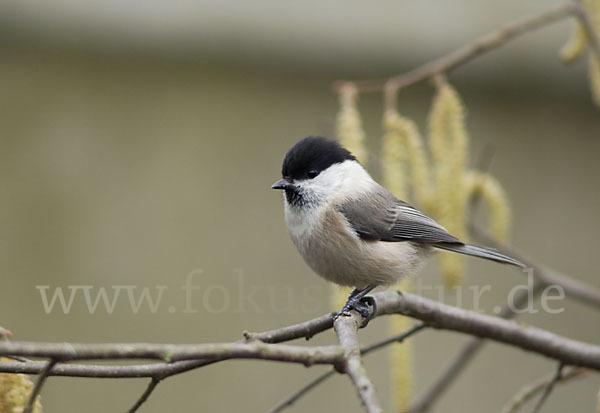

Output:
xmin=434 ymin=243 xmax=524 ymax=268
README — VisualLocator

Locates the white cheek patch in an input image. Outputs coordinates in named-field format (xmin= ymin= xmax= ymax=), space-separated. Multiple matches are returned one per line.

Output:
xmin=295 ymin=160 xmax=376 ymax=206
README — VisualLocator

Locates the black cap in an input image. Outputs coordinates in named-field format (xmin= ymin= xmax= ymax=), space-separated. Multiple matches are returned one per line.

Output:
xmin=281 ymin=136 xmax=356 ymax=180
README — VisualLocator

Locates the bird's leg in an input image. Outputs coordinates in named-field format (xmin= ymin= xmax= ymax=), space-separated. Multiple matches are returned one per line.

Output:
xmin=347 ymin=288 xmax=360 ymax=300
xmin=335 ymin=284 xmax=377 ymax=328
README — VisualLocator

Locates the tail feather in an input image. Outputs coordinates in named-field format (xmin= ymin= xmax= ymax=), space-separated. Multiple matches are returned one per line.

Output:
xmin=434 ymin=243 xmax=524 ymax=268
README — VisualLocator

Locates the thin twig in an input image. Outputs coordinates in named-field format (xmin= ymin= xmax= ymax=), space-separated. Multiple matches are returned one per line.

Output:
xmin=361 ymin=321 xmax=427 ymax=355
xmin=0 ymin=314 xmax=337 ymax=380
xmin=0 ymin=313 xmax=336 ymax=379
xmin=267 ymin=369 xmax=335 ymax=413
xmin=23 ymin=359 xmax=56 ymax=413
xmin=127 ymin=377 xmax=161 ymax=413
xmin=500 ymin=366 xmax=589 ymax=413
xmin=0 ymin=341 xmax=344 ymax=365
xmin=531 ymin=362 xmax=564 ymax=413
xmin=334 ymin=312 xmax=382 ymax=413
xmin=268 ymin=322 xmax=427 ymax=413
xmin=333 ymin=2 xmax=576 ymax=108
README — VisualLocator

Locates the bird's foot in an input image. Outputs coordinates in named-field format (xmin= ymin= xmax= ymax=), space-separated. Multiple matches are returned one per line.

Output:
xmin=334 ymin=295 xmax=377 ymax=328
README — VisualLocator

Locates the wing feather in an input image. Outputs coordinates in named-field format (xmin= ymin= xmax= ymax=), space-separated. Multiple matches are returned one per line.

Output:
xmin=336 ymin=187 xmax=461 ymax=244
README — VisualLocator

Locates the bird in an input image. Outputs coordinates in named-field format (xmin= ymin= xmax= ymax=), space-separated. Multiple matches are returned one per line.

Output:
xmin=272 ymin=136 xmax=522 ymax=326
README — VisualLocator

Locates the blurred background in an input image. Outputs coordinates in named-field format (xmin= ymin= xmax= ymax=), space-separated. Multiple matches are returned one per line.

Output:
xmin=1 ymin=1 xmax=599 ymax=412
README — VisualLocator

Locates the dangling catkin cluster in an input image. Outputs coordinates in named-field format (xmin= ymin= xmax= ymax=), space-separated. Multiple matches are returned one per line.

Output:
xmin=464 ymin=171 xmax=511 ymax=242
xmin=382 ymin=110 xmax=432 ymax=412
xmin=559 ymin=0 xmax=600 ymax=108
xmin=334 ymin=81 xmax=512 ymax=412
xmin=383 ymin=111 xmax=432 ymax=206
xmin=0 ymin=359 xmax=43 ymax=413
xmin=382 ymin=83 xmax=511 ymax=410
xmin=332 ymin=83 xmax=367 ymax=309
xmin=560 ymin=21 xmax=588 ymax=63
xmin=382 ymin=112 xmax=409 ymax=200
xmin=427 ymin=81 xmax=469 ymax=287
xmin=336 ymin=83 xmax=367 ymax=163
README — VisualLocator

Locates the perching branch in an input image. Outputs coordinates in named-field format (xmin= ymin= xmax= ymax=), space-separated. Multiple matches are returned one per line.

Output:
xmin=268 ymin=322 xmax=427 ymax=413
xmin=1 ymin=288 xmax=599 ymax=412
xmin=0 ymin=312 xmax=336 ymax=379
xmin=373 ymin=291 xmax=600 ymax=370
xmin=2 ymin=291 xmax=599 ymax=375
xmin=2 ymin=293 xmax=599 ymax=372
xmin=333 ymin=312 xmax=382 ymax=413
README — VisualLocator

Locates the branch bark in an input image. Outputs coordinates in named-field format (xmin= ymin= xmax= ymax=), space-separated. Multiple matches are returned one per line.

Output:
xmin=333 ymin=312 xmax=382 ymax=413
xmin=0 ymin=341 xmax=344 ymax=365
xmin=23 ymin=359 xmax=55 ymax=413
xmin=2 ymin=290 xmax=599 ymax=377
xmin=127 ymin=377 xmax=160 ymax=413
xmin=0 ymin=313 xmax=337 ymax=378
xmin=268 ymin=322 xmax=426 ymax=413
xmin=373 ymin=291 xmax=600 ymax=370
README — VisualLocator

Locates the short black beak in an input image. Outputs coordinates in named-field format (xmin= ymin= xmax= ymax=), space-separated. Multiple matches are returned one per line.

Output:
xmin=272 ymin=178 xmax=292 ymax=190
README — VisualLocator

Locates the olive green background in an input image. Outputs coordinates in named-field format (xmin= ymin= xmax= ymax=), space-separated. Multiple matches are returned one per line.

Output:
xmin=1 ymin=1 xmax=599 ymax=412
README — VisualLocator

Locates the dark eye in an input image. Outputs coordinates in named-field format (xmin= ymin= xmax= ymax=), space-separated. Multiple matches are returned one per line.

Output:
xmin=307 ymin=170 xmax=319 ymax=179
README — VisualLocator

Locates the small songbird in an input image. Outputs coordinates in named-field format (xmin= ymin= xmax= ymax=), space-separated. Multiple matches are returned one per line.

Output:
xmin=272 ymin=136 xmax=522 ymax=325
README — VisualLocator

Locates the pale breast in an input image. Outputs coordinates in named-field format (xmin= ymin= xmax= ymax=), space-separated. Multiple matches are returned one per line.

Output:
xmin=285 ymin=204 xmax=429 ymax=288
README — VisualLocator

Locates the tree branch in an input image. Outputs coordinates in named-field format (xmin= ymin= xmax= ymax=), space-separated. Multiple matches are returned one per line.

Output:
xmin=23 ymin=358 xmax=56 ymax=413
xmin=267 ymin=369 xmax=335 ymax=413
xmin=333 ymin=2 xmax=576 ymax=109
xmin=333 ymin=312 xmax=382 ymax=413
xmin=0 ymin=313 xmax=337 ymax=380
xmin=268 ymin=322 xmax=426 ymax=413
xmin=1 ymin=288 xmax=599 ymax=378
xmin=531 ymin=362 xmax=564 ymax=413
xmin=0 ymin=340 xmax=344 ymax=365
xmin=127 ymin=377 xmax=161 ymax=413
xmin=373 ymin=291 xmax=600 ymax=370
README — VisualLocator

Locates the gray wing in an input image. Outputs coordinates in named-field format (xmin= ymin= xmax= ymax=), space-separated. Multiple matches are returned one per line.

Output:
xmin=336 ymin=187 xmax=461 ymax=245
